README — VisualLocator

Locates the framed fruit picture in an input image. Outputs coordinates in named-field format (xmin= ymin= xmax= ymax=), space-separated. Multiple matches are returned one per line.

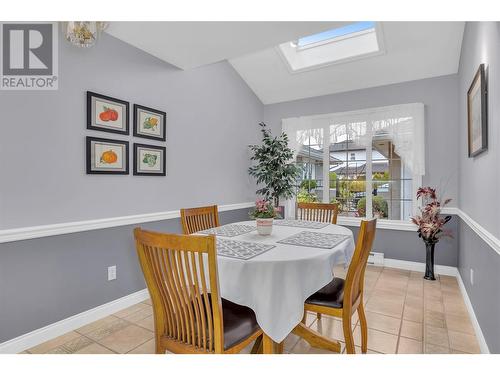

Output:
xmin=86 ymin=136 xmax=129 ymax=174
xmin=87 ymin=91 xmax=129 ymax=135
xmin=133 ymin=143 xmax=166 ymax=176
xmin=133 ymin=104 xmax=166 ymax=141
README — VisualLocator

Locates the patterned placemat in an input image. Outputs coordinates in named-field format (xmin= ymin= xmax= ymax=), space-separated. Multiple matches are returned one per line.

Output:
xmin=199 ymin=224 xmax=256 ymax=237
xmin=277 ymin=231 xmax=351 ymax=249
xmin=273 ymin=219 xmax=330 ymax=229
xmin=216 ymin=238 xmax=275 ymax=260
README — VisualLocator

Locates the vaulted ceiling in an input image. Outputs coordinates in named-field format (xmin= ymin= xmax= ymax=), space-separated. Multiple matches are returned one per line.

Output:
xmin=106 ymin=21 xmax=465 ymax=104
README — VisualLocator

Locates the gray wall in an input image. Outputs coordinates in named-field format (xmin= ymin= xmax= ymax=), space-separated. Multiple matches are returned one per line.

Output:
xmin=457 ymin=220 xmax=500 ymax=353
xmin=458 ymin=23 xmax=500 ymax=238
xmin=0 ymin=33 xmax=262 ymax=229
xmin=0 ymin=208 xmax=250 ymax=343
xmin=457 ymin=22 xmax=500 ymax=354
xmin=263 ymin=74 xmax=460 ymax=203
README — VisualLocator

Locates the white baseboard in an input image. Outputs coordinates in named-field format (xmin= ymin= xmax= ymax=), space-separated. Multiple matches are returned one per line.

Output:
xmin=382 ymin=258 xmax=458 ymax=276
xmin=456 ymin=272 xmax=490 ymax=354
xmin=0 ymin=289 xmax=149 ymax=354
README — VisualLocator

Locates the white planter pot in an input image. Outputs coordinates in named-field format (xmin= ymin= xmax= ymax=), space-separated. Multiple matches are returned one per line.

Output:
xmin=256 ymin=218 xmax=274 ymax=236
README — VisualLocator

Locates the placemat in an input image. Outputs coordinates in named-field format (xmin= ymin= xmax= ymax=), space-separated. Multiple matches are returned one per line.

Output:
xmin=199 ymin=224 xmax=256 ymax=237
xmin=277 ymin=231 xmax=351 ymax=249
xmin=273 ymin=219 xmax=329 ymax=229
xmin=216 ymin=238 xmax=275 ymax=260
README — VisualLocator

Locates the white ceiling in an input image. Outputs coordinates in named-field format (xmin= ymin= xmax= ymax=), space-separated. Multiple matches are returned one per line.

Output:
xmin=106 ymin=22 xmax=347 ymax=70
xmin=229 ymin=22 xmax=465 ymax=104
xmin=106 ymin=22 xmax=465 ymax=105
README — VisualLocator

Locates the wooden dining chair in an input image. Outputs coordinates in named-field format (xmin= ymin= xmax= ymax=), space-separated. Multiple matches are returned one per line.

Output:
xmin=180 ymin=205 xmax=220 ymax=235
xmin=134 ymin=228 xmax=263 ymax=354
xmin=301 ymin=219 xmax=377 ymax=354
xmin=297 ymin=202 xmax=339 ymax=224
xmin=297 ymin=202 xmax=340 ymax=321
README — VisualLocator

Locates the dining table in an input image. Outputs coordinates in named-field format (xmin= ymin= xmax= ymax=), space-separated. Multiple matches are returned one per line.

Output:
xmin=196 ymin=219 xmax=355 ymax=354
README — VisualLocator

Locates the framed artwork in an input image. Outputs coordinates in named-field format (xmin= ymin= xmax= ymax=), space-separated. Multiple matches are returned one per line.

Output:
xmin=86 ymin=136 xmax=129 ymax=174
xmin=133 ymin=104 xmax=166 ymax=141
xmin=133 ymin=143 xmax=166 ymax=176
xmin=87 ymin=91 xmax=129 ymax=135
xmin=467 ymin=64 xmax=488 ymax=157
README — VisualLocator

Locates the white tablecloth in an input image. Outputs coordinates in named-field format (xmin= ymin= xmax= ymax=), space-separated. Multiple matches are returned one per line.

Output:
xmin=212 ymin=220 xmax=355 ymax=343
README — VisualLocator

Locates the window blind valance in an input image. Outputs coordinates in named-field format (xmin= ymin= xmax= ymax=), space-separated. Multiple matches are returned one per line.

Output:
xmin=283 ymin=103 xmax=425 ymax=177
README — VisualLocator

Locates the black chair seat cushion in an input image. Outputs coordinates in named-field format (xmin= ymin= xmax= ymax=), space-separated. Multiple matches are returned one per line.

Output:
xmin=196 ymin=294 xmax=259 ymax=350
xmin=305 ymin=277 xmax=345 ymax=309
xmin=221 ymin=297 xmax=260 ymax=350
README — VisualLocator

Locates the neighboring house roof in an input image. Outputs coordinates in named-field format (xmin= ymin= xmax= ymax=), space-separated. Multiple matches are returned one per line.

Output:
xmin=297 ymin=145 xmax=342 ymax=164
xmin=329 ymin=140 xmax=365 ymax=152
xmin=332 ymin=160 xmax=388 ymax=176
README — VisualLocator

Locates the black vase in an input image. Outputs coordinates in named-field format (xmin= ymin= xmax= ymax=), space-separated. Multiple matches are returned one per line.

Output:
xmin=424 ymin=241 xmax=437 ymax=280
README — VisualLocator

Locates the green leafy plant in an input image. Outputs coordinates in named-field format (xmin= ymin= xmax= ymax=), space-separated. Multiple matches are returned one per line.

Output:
xmin=329 ymin=172 xmax=337 ymax=187
xmin=357 ymin=196 xmax=389 ymax=218
xmin=297 ymin=189 xmax=319 ymax=203
xmin=300 ymin=179 xmax=317 ymax=192
xmin=339 ymin=179 xmax=366 ymax=193
xmin=248 ymin=123 xmax=300 ymax=207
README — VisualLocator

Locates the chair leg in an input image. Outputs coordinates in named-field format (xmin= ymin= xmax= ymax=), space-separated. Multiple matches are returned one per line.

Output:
xmin=155 ymin=336 xmax=165 ymax=354
xmin=301 ymin=310 xmax=307 ymax=324
xmin=358 ymin=304 xmax=368 ymax=354
xmin=342 ymin=315 xmax=355 ymax=354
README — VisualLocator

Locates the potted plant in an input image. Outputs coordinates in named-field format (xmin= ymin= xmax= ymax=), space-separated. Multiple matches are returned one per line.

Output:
xmin=248 ymin=122 xmax=300 ymax=215
xmin=249 ymin=199 xmax=280 ymax=236
xmin=411 ymin=187 xmax=452 ymax=280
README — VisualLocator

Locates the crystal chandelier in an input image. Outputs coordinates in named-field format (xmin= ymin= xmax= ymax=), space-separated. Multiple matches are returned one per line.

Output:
xmin=62 ymin=22 xmax=108 ymax=48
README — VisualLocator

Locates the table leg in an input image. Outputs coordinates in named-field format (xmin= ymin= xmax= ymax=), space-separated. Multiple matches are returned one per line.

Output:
xmin=292 ymin=322 xmax=341 ymax=353
xmin=262 ymin=333 xmax=284 ymax=354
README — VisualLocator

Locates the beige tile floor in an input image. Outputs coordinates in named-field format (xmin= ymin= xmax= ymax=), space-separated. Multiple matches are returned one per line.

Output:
xmin=21 ymin=265 xmax=481 ymax=354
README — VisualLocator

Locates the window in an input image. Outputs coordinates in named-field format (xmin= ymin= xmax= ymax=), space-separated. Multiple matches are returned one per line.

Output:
xmin=278 ymin=22 xmax=383 ymax=73
xmin=295 ymin=22 xmax=376 ymax=49
xmin=282 ymin=103 xmax=425 ymax=222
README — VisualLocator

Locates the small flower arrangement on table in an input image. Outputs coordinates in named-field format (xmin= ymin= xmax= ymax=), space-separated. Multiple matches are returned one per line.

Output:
xmin=411 ymin=187 xmax=452 ymax=280
xmin=249 ymin=199 xmax=281 ymax=236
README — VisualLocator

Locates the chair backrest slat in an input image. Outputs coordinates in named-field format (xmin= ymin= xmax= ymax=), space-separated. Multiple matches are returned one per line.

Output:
xmin=188 ymin=251 xmax=204 ymax=348
xmin=343 ymin=219 xmax=377 ymax=311
xmin=134 ymin=228 xmax=224 ymax=353
xmin=198 ymin=252 xmax=214 ymax=351
xmin=181 ymin=205 xmax=220 ymax=234
xmin=297 ymin=202 xmax=339 ymax=224
xmin=149 ymin=246 xmax=174 ymax=337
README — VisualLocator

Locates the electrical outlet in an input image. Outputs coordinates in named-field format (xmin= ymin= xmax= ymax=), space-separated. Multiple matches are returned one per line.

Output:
xmin=108 ymin=265 xmax=117 ymax=281
xmin=470 ymin=268 xmax=474 ymax=286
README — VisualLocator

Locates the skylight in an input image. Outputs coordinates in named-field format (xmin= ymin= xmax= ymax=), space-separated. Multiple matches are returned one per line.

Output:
xmin=278 ymin=22 xmax=383 ymax=73
xmin=296 ymin=22 xmax=376 ymax=48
